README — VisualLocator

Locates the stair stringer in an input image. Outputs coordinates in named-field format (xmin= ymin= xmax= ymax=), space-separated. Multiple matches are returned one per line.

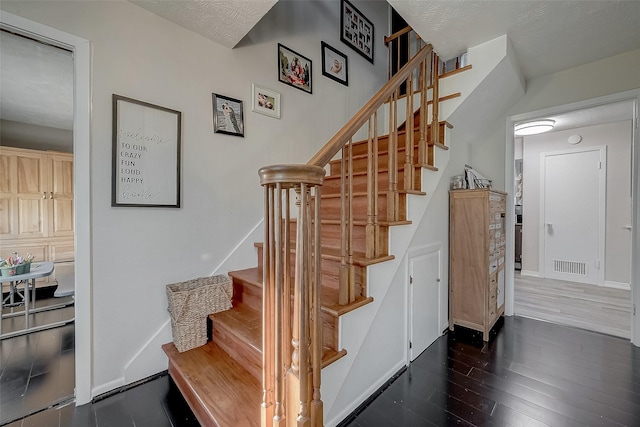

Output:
xmin=322 ymin=146 xmax=450 ymax=427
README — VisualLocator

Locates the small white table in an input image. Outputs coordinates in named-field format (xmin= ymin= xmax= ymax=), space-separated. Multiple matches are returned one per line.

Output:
xmin=0 ymin=261 xmax=54 ymax=339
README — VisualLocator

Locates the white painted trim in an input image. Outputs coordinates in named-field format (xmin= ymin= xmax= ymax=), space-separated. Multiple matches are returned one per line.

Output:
xmin=604 ymin=281 xmax=631 ymax=291
xmin=325 ymin=360 xmax=406 ymax=427
xmin=506 ymin=89 xmax=640 ymax=346
xmin=519 ymin=270 xmax=541 ymax=278
xmin=0 ymin=11 xmax=93 ymax=404
xmin=538 ymin=145 xmax=607 ymax=285
xmin=211 ymin=219 xmax=263 ymax=275
xmin=92 ymin=377 xmax=125 ymax=398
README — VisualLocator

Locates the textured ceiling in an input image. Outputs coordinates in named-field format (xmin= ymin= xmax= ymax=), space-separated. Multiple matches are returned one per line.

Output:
xmin=388 ymin=0 xmax=640 ymax=79
xmin=0 ymin=30 xmax=73 ymax=130
xmin=2 ymin=0 xmax=639 ymax=143
xmin=130 ymin=0 xmax=278 ymax=48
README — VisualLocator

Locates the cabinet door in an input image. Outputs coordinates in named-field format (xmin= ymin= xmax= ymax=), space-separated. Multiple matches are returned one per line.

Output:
xmin=16 ymin=151 xmax=48 ymax=239
xmin=48 ymin=153 xmax=74 ymax=238
xmin=0 ymin=151 xmax=16 ymax=237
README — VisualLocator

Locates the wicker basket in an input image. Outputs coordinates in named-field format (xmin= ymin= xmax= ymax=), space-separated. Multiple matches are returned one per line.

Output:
xmin=166 ymin=275 xmax=232 ymax=352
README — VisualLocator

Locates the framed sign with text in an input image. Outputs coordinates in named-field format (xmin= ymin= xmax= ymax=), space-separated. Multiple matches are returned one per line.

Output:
xmin=112 ymin=95 xmax=182 ymax=207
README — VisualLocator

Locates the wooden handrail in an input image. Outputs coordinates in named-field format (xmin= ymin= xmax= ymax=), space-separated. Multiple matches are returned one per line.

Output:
xmin=384 ymin=25 xmax=413 ymax=45
xmin=307 ymin=43 xmax=433 ymax=168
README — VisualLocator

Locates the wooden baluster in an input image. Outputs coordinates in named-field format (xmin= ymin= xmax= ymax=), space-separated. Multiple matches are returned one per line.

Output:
xmin=273 ymin=183 xmax=284 ymax=426
xmin=373 ymin=112 xmax=380 ymax=257
xmin=431 ymin=53 xmax=440 ymax=146
xmin=262 ymin=185 xmax=275 ymax=427
xmin=418 ymin=57 xmax=427 ymax=166
xmin=348 ymin=137 xmax=355 ymax=302
xmin=283 ymin=189 xmax=291 ymax=373
xmin=366 ymin=118 xmax=375 ymax=259
xmin=404 ymin=70 xmax=414 ymax=192
xmin=296 ymin=183 xmax=310 ymax=427
xmin=310 ymin=185 xmax=322 ymax=427
xmin=387 ymin=89 xmax=399 ymax=222
xmin=339 ymin=148 xmax=348 ymax=305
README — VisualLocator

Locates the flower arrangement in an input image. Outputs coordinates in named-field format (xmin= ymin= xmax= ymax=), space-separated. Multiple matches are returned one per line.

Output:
xmin=0 ymin=252 xmax=36 ymax=276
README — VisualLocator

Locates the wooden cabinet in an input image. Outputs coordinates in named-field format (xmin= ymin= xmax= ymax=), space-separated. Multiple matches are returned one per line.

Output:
xmin=449 ymin=189 xmax=506 ymax=341
xmin=0 ymin=147 xmax=74 ymax=286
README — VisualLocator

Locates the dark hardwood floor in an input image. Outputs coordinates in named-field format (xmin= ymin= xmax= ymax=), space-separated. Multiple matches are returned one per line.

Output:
xmin=4 ymin=315 xmax=639 ymax=426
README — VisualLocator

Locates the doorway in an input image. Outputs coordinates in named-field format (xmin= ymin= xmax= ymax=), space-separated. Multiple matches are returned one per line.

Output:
xmin=505 ymin=94 xmax=639 ymax=345
xmin=0 ymin=30 xmax=76 ymax=424
xmin=0 ymin=11 xmax=92 ymax=406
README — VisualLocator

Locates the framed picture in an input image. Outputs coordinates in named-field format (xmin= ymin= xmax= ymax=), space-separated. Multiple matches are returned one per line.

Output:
xmin=278 ymin=43 xmax=312 ymax=94
xmin=213 ymin=93 xmax=244 ymax=137
xmin=321 ymin=41 xmax=348 ymax=86
xmin=252 ymin=84 xmax=281 ymax=119
xmin=112 ymin=95 xmax=181 ymax=208
xmin=340 ymin=0 xmax=374 ymax=64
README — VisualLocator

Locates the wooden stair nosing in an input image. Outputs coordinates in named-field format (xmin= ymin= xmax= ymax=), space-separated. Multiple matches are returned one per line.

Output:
xmin=254 ymin=241 xmax=396 ymax=269
xmin=163 ymin=341 xmax=261 ymax=427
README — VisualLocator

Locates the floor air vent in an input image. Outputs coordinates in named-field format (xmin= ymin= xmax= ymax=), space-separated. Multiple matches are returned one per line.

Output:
xmin=553 ymin=260 xmax=587 ymax=276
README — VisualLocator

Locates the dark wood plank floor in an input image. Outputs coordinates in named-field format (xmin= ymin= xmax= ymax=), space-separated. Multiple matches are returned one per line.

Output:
xmin=5 ymin=315 xmax=639 ymax=426
xmin=343 ymin=316 xmax=640 ymax=427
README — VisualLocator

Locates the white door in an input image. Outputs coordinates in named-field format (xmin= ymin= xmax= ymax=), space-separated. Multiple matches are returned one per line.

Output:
xmin=540 ymin=147 xmax=606 ymax=285
xmin=409 ymin=247 xmax=441 ymax=361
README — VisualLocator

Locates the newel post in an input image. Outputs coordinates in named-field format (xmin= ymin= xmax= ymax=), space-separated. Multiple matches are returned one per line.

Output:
xmin=259 ymin=164 xmax=325 ymax=427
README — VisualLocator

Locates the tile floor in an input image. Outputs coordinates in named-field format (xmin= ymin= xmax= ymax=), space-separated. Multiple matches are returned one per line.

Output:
xmin=1 ymin=294 xmax=75 ymax=426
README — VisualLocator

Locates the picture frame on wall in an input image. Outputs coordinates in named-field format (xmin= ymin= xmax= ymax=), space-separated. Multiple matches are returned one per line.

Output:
xmin=340 ymin=0 xmax=374 ymax=64
xmin=212 ymin=93 xmax=244 ymax=137
xmin=278 ymin=43 xmax=312 ymax=94
xmin=321 ymin=41 xmax=348 ymax=86
xmin=251 ymin=84 xmax=281 ymax=119
xmin=112 ymin=94 xmax=181 ymax=208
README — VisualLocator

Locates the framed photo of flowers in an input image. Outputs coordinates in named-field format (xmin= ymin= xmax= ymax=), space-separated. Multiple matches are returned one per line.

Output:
xmin=278 ymin=43 xmax=312 ymax=94
xmin=340 ymin=0 xmax=374 ymax=64
xmin=212 ymin=93 xmax=244 ymax=137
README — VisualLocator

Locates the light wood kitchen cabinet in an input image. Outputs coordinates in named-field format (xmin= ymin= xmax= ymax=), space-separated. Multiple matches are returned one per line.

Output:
xmin=449 ymin=189 xmax=506 ymax=341
xmin=0 ymin=146 xmax=74 ymax=286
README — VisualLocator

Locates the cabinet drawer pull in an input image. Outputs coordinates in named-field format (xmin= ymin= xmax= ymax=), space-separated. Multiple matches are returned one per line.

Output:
xmin=43 ymin=192 xmax=47 ymax=199
xmin=49 ymin=192 xmax=53 ymax=199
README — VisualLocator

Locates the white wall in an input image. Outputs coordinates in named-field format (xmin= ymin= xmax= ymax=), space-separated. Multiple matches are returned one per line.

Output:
xmin=469 ymin=47 xmax=640 ymax=343
xmin=0 ymin=0 xmax=389 ymax=396
xmin=520 ymin=121 xmax=632 ymax=286
xmin=0 ymin=119 xmax=73 ymax=152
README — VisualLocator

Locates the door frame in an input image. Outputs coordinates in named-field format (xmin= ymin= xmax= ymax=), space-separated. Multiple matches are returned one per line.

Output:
xmin=538 ymin=145 xmax=607 ymax=285
xmin=505 ymin=90 xmax=640 ymax=346
xmin=0 ymin=11 xmax=93 ymax=404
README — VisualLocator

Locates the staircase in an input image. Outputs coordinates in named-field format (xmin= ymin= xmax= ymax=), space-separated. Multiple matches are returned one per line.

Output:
xmin=163 ymin=30 xmax=461 ymax=427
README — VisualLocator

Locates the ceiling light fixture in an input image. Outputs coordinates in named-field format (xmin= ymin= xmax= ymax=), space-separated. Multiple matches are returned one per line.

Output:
xmin=514 ymin=119 xmax=555 ymax=136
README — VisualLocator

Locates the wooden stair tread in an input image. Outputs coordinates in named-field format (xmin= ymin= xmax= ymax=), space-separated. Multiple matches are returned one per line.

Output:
xmin=210 ymin=304 xmax=261 ymax=353
xmin=210 ymin=294 xmax=347 ymax=365
xmin=253 ymin=242 xmax=396 ymax=267
xmin=321 ymin=286 xmax=374 ymax=316
xmin=229 ymin=267 xmax=262 ymax=288
xmin=162 ymin=341 xmax=261 ymax=427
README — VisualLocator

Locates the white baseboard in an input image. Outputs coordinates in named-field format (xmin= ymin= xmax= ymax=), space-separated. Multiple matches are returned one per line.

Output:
xmin=604 ymin=280 xmax=631 ymax=290
xmin=92 ymin=377 xmax=125 ymax=398
xmin=325 ymin=360 xmax=406 ymax=427
xmin=520 ymin=270 xmax=540 ymax=278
